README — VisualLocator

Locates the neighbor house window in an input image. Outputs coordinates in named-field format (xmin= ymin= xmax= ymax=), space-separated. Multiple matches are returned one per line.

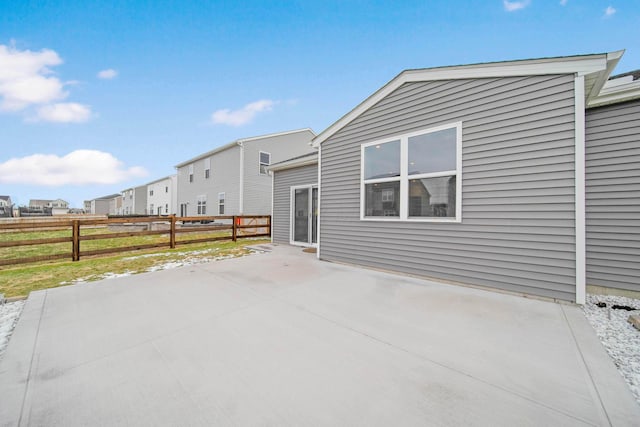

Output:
xmin=361 ymin=122 xmax=461 ymax=222
xmin=259 ymin=151 xmax=271 ymax=175
xmin=149 ymin=204 xmax=154 ymax=214
xmin=197 ymin=195 xmax=206 ymax=215
xmin=149 ymin=190 xmax=154 ymax=196
xmin=218 ymin=192 xmax=225 ymax=215
xmin=165 ymin=204 xmax=169 ymax=214
xmin=188 ymin=164 xmax=194 ymax=183
xmin=165 ymin=186 xmax=168 ymax=193
xmin=204 ymin=158 xmax=211 ymax=179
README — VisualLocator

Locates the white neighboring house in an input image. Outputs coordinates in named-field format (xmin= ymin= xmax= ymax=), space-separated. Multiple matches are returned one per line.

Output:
xmin=29 ymin=198 xmax=69 ymax=215
xmin=120 ymin=186 xmax=147 ymax=215
xmin=0 ymin=196 xmax=12 ymax=217
xmin=175 ymin=129 xmax=315 ymax=217
xmin=146 ymin=175 xmax=177 ymax=215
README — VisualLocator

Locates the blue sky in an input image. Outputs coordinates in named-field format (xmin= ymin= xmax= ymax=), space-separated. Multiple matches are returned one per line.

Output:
xmin=0 ymin=0 xmax=638 ymax=208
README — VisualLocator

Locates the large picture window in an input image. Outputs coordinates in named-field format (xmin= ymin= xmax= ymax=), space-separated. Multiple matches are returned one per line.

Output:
xmin=361 ymin=122 xmax=461 ymax=222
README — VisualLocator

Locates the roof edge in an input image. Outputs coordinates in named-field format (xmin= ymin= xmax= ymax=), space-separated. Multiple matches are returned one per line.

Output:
xmin=175 ymin=128 xmax=315 ymax=168
xmin=268 ymin=152 xmax=318 ymax=172
xmin=312 ymin=52 xmax=617 ymax=147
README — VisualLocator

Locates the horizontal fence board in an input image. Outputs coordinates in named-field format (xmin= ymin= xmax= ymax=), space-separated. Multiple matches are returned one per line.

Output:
xmin=0 ymin=215 xmax=270 ymax=266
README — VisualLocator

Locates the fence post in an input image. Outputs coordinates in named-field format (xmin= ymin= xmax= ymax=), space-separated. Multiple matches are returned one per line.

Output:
xmin=232 ymin=216 xmax=237 ymax=242
xmin=72 ymin=220 xmax=80 ymax=261
xmin=267 ymin=215 xmax=271 ymax=237
xmin=170 ymin=215 xmax=176 ymax=249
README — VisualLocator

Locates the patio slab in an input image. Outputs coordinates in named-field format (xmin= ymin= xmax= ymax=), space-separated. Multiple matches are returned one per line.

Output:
xmin=1 ymin=244 xmax=638 ymax=426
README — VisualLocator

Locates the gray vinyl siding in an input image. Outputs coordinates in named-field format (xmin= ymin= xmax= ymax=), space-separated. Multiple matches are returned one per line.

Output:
xmin=272 ymin=164 xmax=318 ymax=243
xmin=320 ymin=75 xmax=578 ymax=301
xmin=176 ymin=146 xmax=241 ymax=216
xmin=585 ymin=99 xmax=640 ymax=292
xmin=242 ymin=130 xmax=315 ymax=215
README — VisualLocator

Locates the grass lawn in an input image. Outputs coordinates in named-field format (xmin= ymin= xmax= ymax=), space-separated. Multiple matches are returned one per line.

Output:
xmin=0 ymin=238 xmax=270 ymax=298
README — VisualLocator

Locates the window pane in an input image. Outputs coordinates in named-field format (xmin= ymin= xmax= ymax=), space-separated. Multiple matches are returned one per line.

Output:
xmin=260 ymin=152 xmax=270 ymax=164
xmin=364 ymin=140 xmax=400 ymax=179
xmin=408 ymin=128 xmax=456 ymax=175
xmin=364 ymin=181 xmax=400 ymax=217
xmin=408 ymin=176 xmax=456 ymax=217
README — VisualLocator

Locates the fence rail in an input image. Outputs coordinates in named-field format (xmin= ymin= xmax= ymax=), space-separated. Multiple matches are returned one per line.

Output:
xmin=0 ymin=215 xmax=270 ymax=267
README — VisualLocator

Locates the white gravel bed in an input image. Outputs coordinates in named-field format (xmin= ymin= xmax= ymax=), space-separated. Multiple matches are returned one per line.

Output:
xmin=0 ymin=300 xmax=26 ymax=361
xmin=583 ymin=294 xmax=640 ymax=404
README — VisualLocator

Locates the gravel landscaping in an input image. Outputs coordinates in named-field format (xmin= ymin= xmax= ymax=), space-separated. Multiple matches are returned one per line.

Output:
xmin=582 ymin=294 xmax=640 ymax=404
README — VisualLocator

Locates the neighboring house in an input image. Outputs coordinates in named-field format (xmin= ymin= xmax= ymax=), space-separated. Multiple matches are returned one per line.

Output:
xmin=121 ymin=186 xmax=148 ymax=215
xmin=29 ymin=199 xmax=69 ymax=209
xmin=272 ymin=51 xmax=640 ymax=303
xmin=146 ymin=175 xmax=177 ymax=215
xmin=0 ymin=196 xmax=12 ymax=217
xmin=175 ymin=129 xmax=315 ymax=217
xmin=85 ymin=194 xmax=122 ymax=215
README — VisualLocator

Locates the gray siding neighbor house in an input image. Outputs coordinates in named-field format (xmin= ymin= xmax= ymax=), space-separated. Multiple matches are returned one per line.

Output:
xmin=85 ymin=194 xmax=121 ymax=215
xmin=297 ymin=50 xmax=638 ymax=303
xmin=121 ymin=186 xmax=147 ymax=215
xmin=175 ymin=129 xmax=315 ymax=217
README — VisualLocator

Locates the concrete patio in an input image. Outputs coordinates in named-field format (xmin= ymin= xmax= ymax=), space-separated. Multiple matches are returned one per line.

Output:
xmin=1 ymin=244 xmax=638 ymax=426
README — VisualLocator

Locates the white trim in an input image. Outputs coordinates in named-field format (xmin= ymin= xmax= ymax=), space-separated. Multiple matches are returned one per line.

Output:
xmin=268 ymin=153 xmax=318 ymax=172
xmin=317 ymin=146 xmax=322 ymax=259
xmin=259 ymin=151 xmax=271 ymax=175
xmin=238 ymin=143 xmax=244 ymax=214
xmin=575 ymin=75 xmax=586 ymax=305
xmin=270 ymin=170 xmax=274 ymax=244
xmin=588 ymin=79 xmax=640 ymax=108
xmin=289 ymin=184 xmax=318 ymax=248
xmin=312 ymin=52 xmax=621 ymax=148
xmin=360 ymin=122 xmax=462 ymax=222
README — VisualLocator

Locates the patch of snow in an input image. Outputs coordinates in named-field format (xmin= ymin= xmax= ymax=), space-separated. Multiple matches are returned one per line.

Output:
xmin=0 ymin=300 xmax=26 ymax=360
xmin=583 ymin=294 xmax=640 ymax=404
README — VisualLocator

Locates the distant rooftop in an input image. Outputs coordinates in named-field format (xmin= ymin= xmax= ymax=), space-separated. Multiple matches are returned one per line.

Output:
xmin=610 ymin=70 xmax=640 ymax=81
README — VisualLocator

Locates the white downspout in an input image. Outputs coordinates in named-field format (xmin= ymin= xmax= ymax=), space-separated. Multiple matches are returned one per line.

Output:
xmin=238 ymin=141 xmax=244 ymax=215
xmin=575 ymin=75 xmax=586 ymax=305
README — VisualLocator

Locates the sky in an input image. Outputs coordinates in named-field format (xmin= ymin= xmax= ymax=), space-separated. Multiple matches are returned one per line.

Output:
xmin=0 ymin=0 xmax=638 ymax=208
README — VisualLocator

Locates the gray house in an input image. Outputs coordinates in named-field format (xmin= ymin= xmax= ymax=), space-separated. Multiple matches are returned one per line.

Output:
xmin=272 ymin=51 xmax=640 ymax=304
xmin=175 ymin=129 xmax=315 ymax=217
xmin=84 ymin=194 xmax=122 ymax=215
xmin=121 ymin=186 xmax=147 ymax=215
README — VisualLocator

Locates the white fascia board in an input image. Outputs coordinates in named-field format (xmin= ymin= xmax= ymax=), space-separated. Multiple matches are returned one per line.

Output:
xmin=312 ymin=53 xmax=614 ymax=148
xmin=237 ymin=128 xmax=316 ymax=143
xmin=268 ymin=156 xmax=318 ymax=172
xmin=588 ymin=80 xmax=640 ymax=108
xmin=575 ymin=75 xmax=586 ymax=305
xmin=587 ymin=50 xmax=624 ymax=101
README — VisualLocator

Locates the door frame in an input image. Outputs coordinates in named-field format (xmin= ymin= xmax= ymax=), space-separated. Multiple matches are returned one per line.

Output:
xmin=289 ymin=184 xmax=318 ymax=247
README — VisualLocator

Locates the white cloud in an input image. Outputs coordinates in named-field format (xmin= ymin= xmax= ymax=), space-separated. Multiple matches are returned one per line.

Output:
xmin=604 ymin=6 xmax=616 ymax=17
xmin=0 ymin=43 xmax=92 ymax=121
xmin=35 ymin=102 xmax=92 ymax=123
xmin=0 ymin=150 xmax=148 ymax=186
xmin=211 ymin=99 xmax=275 ymax=126
xmin=503 ymin=0 xmax=530 ymax=12
xmin=97 ymin=69 xmax=117 ymax=79
xmin=0 ymin=44 xmax=67 ymax=111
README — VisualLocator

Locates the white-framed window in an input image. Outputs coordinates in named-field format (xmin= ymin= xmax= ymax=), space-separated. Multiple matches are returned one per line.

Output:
xmin=165 ymin=186 xmax=168 ymax=193
xmin=204 ymin=158 xmax=211 ymax=179
xmin=259 ymin=151 xmax=271 ymax=175
xmin=197 ymin=195 xmax=206 ymax=215
xmin=149 ymin=203 xmax=154 ymax=214
xmin=149 ymin=189 xmax=154 ymax=196
xmin=188 ymin=164 xmax=194 ymax=183
xmin=165 ymin=204 xmax=169 ymax=214
xmin=361 ymin=122 xmax=462 ymax=222
xmin=218 ymin=192 xmax=225 ymax=215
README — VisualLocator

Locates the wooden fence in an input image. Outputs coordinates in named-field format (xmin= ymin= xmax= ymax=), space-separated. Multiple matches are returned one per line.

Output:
xmin=0 ymin=215 xmax=270 ymax=267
